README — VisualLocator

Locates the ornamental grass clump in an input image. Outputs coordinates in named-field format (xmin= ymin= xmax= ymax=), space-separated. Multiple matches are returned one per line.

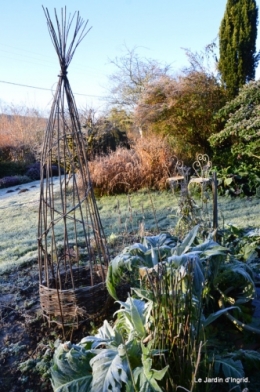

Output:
xmin=88 ymin=134 xmax=176 ymax=195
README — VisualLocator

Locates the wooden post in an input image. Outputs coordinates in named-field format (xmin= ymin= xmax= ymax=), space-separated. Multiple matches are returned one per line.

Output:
xmin=212 ymin=171 xmax=218 ymax=230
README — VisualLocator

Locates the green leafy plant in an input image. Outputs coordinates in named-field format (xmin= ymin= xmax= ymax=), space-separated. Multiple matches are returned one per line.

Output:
xmin=51 ymin=342 xmax=94 ymax=392
xmin=106 ymin=232 xmax=178 ymax=300
xmin=50 ymin=224 xmax=260 ymax=391
xmin=210 ymin=80 xmax=260 ymax=169
xmin=51 ymin=301 xmax=169 ymax=392
xmin=215 ymin=165 xmax=260 ymax=196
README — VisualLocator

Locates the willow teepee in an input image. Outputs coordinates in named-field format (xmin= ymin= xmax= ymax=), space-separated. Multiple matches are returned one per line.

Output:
xmin=38 ymin=7 xmax=110 ymax=329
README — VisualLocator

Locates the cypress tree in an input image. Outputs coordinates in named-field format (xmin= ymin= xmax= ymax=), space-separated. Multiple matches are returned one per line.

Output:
xmin=218 ymin=0 xmax=259 ymax=98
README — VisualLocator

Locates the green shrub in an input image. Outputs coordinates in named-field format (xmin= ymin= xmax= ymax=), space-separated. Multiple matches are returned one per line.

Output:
xmin=216 ymin=164 xmax=260 ymax=196
xmin=85 ymin=123 xmax=130 ymax=159
xmin=0 ymin=161 xmax=29 ymax=178
xmin=210 ymin=80 xmax=260 ymax=169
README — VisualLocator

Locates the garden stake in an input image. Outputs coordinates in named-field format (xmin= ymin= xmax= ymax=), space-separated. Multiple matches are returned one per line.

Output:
xmin=212 ymin=171 xmax=218 ymax=234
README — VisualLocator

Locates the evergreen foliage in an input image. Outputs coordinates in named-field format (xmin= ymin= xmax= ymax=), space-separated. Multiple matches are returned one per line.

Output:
xmin=209 ymin=80 xmax=260 ymax=168
xmin=218 ymin=0 xmax=259 ymax=98
xmin=84 ymin=119 xmax=130 ymax=159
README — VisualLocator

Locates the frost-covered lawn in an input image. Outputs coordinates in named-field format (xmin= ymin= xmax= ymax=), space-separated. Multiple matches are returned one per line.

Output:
xmin=0 ymin=179 xmax=48 ymax=268
xmin=0 ymin=179 xmax=260 ymax=269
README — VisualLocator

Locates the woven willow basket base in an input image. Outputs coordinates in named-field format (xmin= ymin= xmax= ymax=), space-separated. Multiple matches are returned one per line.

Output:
xmin=39 ymin=265 xmax=110 ymax=327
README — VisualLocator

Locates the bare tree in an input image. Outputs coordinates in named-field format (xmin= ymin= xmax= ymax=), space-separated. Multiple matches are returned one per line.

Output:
xmin=106 ymin=45 xmax=171 ymax=111
xmin=181 ymin=41 xmax=219 ymax=76
xmin=79 ymin=105 xmax=98 ymax=129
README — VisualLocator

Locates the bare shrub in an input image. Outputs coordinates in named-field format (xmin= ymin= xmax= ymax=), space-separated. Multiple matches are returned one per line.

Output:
xmin=87 ymin=134 xmax=176 ymax=194
xmin=135 ymin=72 xmax=226 ymax=159
xmin=0 ymin=105 xmax=46 ymax=162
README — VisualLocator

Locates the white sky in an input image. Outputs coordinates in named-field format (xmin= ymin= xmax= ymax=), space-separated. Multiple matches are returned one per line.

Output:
xmin=0 ymin=0 xmax=260 ymax=114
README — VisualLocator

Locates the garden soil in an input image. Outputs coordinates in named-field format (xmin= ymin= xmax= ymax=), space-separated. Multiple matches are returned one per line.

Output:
xmin=0 ymin=260 xmax=110 ymax=392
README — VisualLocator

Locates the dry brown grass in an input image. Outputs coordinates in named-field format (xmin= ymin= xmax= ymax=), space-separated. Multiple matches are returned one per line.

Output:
xmin=88 ymin=134 xmax=176 ymax=194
